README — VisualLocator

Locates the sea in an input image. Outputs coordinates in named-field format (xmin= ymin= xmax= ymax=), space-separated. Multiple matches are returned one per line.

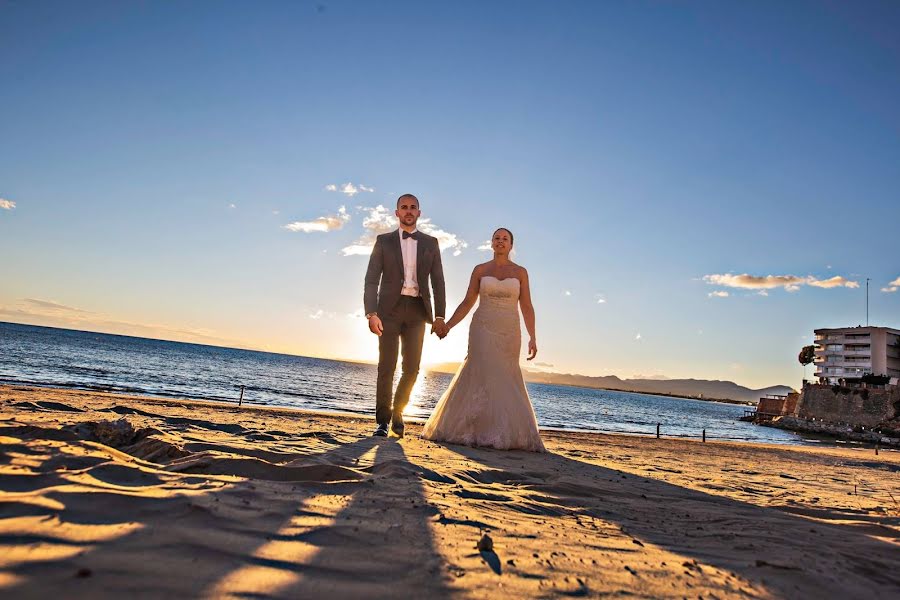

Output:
xmin=0 ymin=321 xmax=815 ymax=445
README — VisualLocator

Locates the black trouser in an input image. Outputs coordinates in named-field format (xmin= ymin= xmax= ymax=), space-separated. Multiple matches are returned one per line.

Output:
xmin=376 ymin=296 xmax=426 ymax=425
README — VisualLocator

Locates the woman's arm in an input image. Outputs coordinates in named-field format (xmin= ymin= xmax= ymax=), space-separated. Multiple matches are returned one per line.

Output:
xmin=445 ymin=266 xmax=483 ymax=331
xmin=518 ymin=268 xmax=538 ymax=360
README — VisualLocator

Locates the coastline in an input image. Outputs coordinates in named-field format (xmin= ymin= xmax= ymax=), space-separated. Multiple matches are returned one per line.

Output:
xmin=1 ymin=383 xmax=898 ymax=598
xmin=0 ymin=379 xmax=787 ymax=445
xmin=2 ymin=321 xmax=777 ymax=406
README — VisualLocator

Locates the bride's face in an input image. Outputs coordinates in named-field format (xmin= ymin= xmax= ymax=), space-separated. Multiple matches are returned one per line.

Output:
xmin=491 ymin=229 xmax=512 ymax=255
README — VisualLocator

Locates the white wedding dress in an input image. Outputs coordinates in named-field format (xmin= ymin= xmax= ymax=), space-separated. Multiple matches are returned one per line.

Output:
xmin=423 ymin=276 xmax=545 ymax=452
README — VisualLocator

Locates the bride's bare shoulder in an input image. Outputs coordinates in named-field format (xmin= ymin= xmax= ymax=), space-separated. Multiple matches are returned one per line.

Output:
xmin=471 ymin=262 xmax=492 ymax=275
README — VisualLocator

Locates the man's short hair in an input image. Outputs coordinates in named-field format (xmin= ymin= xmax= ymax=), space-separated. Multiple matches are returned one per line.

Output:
xmin=397 ymin=194 xmax=419 ymax=208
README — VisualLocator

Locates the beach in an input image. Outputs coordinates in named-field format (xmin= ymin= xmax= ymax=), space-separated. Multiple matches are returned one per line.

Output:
xmin=1 ymin=384 xmax=898 ymax=599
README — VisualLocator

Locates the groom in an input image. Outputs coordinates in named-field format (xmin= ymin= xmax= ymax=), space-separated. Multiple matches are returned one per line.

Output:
xmin=364 ymin=194 xmax=447 ymax=437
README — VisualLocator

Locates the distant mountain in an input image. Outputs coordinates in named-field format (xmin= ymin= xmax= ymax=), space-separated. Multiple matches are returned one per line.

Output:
xmin=427 ymin=363 xmax=793 ymax=404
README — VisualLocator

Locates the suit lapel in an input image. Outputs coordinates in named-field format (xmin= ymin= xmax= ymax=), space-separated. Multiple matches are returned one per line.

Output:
xmin=416 ymin=235 xmax=426 ymax=285
xmin=392 ymin=230 xmax=403 ymax=275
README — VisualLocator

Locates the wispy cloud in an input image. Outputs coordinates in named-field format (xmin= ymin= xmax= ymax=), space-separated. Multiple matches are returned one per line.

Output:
xmin=341 ymin=205 xmax=467 ymax=257
xmin=0 ymin=198 xmax=15 ymax=210
xmin=325 ymin=182 xmax=374 ymax=197
xmin=418 ymin=219 xmax=468 ymax=256
xmin=0 ymin=298 xmax=241 ymax=347
xmin=807 ymin=276 xmax=859 ymax=289
xmin=630 ymin=372 xmax=670 ymax=380
xmin=635 ymin=333 xmax=642 ymax=341
xmin=595 ymin=293 xmax=607 ymax=304
xmin=703 ymin=273 xmax=859 ymax=294
xmin=708 ymin=290 xmax=729 ymax=298
xmin=882 ymin=277 xmax=900 ymax=293
xmin=563 ymin=290 xmax=572 ymax=297
xmin=228 ymin=203 xmax=236 ymax=209
xmin=341 ymin=205 xmax=395 ymax=255
xmin=284 ymin=206 xmax=350 ymax=233
xmin=20 ymin=298 xmax=92 ymax=314
xmin=477 ymin=240 xmax=492 ymax=251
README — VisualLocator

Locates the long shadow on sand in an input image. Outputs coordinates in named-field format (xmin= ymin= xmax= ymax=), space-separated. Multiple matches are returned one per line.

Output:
xmin=249 ymin=441 xmax=454 ymax=598
xmin=1 ymin=431 xmax=447 ymax=598
xmin=434 ymin=443 xmax=900 ymax=599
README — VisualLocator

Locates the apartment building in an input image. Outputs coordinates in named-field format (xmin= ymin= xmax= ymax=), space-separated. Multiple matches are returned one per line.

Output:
xmin=813 ymin=326 xmax=900 ymax=384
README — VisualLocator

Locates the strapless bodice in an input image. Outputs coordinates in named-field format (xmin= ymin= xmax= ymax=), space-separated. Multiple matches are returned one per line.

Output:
xmin=478 ymin=276 xmax=520 ymax=308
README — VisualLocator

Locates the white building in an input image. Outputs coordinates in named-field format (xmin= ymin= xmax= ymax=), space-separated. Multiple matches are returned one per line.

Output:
xmin=813 ymin=326 xmax=900 ymax=384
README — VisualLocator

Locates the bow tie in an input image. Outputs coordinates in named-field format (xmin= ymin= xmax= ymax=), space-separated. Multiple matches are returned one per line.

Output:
xmin=402 ymin=231 xmax=419 ymax=240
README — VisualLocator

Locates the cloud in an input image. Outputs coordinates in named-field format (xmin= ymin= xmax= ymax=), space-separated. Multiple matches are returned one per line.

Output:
xmin=0 ymin=198 xmax=15 ymax=210
xmin=0 ymin=298 xmax=242 ymax=348
xmin=563 ymin=290 xmax=572 ymax=297
xmin=635 ymin=333 xmax=642 ymax=341
xmin=757 ymin=290 xmax=769 ymax=297
xmin=346 ymin=308 xmax=365 ymax=319
xmin=708 ymin=291 xmax=729 ymax=298
xmin=595 ymin=293 xmax=607 ymax=304
xmin=284 ymin=206 xmax=350 ymax=233
xmin=341 ymin=205 xmax=468 ymax=257
xmin=228 ymin=203 xmax=236 ymax=209
xmin=881 ymin=277 xmax=900 ymax=293
xmin=477 ymin=241 xmax=492 ymax=251
xmin=418 ymin=219 xmax=468 ymax=256
xmin=325 ymin=182 xmax=374 ymax=197
xmin=631 ymin=373 xmax=671 ymax=380
xmin=341 ymin=205 xmax=395 ymax=255
xmin=533 ymin=362 xmax=554 ymax=368
xmin=807 ymin=276 xmax=859 ymax=289
xmin=22 ymin=298 xmax=92 ymax=314
xmin=703 ymin=273 xmax=859 ymax=293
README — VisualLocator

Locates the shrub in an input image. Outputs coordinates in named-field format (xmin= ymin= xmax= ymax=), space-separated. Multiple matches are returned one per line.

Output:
xmin=862 ymin=373 xmax=890 ymax=385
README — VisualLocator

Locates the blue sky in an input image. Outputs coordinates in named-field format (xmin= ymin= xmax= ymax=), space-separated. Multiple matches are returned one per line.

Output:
xmin=1 ymin=1 xmax=898 ymax=388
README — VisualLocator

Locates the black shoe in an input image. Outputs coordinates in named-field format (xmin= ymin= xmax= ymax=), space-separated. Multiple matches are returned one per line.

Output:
xmin=391 ymin=414 xmax=404 ymax=437
xmin=373 ymin=423 xmax=388 ymax=437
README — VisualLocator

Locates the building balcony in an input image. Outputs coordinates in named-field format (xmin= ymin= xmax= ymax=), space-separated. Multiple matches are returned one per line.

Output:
xmin=843 ymin=349 xmax=871 ymax=357
xmin=815 ymin=366 xmax=868 ymax=378
xmin=814 ymin=348 xmax=845 ymax=357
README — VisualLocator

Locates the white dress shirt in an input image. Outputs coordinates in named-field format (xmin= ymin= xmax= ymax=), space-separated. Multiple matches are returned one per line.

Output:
xmin=399 ymin=229 xmax=419 ymax=297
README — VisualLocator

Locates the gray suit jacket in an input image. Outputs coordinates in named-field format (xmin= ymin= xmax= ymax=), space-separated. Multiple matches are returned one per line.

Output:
xmin=364 ymin=230 xmax=446 ymax=324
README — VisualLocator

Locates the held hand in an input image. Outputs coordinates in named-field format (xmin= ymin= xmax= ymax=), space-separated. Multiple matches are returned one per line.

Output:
xmin=432 ymin=320 xmax=449 ymax=338
xmin=368 ymin=315 xmax=384 ymax=337
xmin=526 ymin=339 xmax=537 ymax=360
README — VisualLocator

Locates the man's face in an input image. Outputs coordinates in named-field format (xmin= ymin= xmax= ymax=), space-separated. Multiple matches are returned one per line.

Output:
xmin=396 ymin=198 xmax=420 ymax=228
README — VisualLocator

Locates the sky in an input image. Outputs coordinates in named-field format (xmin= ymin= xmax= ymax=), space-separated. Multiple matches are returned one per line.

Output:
xmin=1 ymin=0 xmax=899 ymax=389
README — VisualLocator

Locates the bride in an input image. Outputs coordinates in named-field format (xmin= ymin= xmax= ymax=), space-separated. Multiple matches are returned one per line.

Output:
xmin=422 ymin=228 xmax=545 ymax=452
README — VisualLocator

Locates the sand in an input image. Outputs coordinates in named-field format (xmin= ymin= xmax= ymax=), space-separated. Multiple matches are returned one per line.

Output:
xmin=1 ymin=384 xmax=898 ymax=599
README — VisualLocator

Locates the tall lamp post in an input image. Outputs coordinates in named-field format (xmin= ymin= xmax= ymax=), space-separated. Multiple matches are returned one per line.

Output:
xmin=866 ymin=277 xmax=870 ymax=326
